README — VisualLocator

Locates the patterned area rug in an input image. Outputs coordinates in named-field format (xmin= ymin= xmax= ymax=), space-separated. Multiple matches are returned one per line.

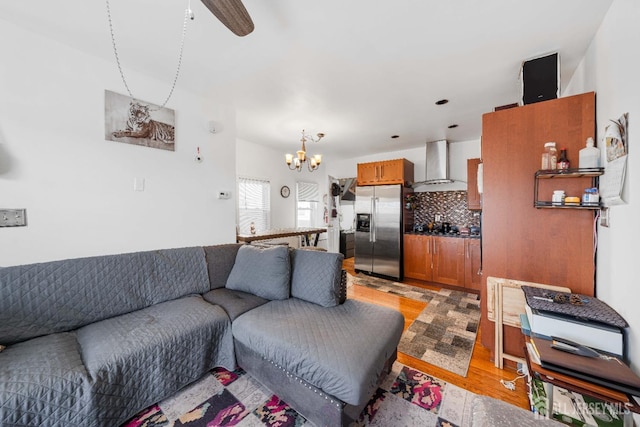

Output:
xmin=348 ymin=273 xmax=481 ymax=377
xmin=122 ymin=362 xmax=477 ymax=427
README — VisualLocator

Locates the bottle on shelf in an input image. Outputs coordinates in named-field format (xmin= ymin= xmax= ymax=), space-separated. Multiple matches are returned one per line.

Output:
xmin=579 ymin=137 xmax=601 ymax=168
xmin=582 ymin=187 xmax=600 ymax=206
xmin=541 ymin=142 xmax=558 ymax=170
xmin=552 ymin=190 xmax=566 ymax=206
xmin=557 ymin=148 xmax=570 ymax=170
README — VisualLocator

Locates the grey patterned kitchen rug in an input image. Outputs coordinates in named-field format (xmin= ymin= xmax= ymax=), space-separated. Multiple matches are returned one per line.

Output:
xmin=348 ymin=273 xmax=481 ymax=377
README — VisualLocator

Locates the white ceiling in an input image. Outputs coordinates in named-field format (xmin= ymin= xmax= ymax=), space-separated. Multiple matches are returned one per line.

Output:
xmin=1 ymin=0 xmax=613 ymax=158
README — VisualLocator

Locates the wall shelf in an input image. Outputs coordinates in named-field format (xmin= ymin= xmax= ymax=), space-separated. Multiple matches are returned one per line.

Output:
xmin=534 ymin=168 xmax=604 ymax=209
xmin=535 ymin=167 xmax=604 ymax=179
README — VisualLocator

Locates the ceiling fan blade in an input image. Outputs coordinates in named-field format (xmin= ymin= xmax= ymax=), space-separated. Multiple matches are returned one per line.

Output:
xmin=200 ymin=0 xmax=254 ymax=37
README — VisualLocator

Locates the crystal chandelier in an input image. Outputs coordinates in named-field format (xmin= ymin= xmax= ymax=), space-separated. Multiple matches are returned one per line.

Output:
xmin=285 ymin=130 xmax=324 ymax=172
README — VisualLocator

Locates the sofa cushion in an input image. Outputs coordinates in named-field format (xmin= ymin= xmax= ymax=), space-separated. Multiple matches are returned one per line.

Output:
xmin=0 ymin=246 xmax=210 ymax=345
xmin=0 ymin=332 xmax=92 ymax=426
xmin=226 ymin=245 xmax=290 ymax=300
xmin=202 ymin=287 xmax=268 ymax=321
xmin=232 ymin=298 xmax=404 ymax=406
xmin=290 ymin=249 xmax=344 ymax=307
xmin=75 ymin=295 xmax=235 ymax=425
xmin=203 ymin=244 xmax=243 ymax=289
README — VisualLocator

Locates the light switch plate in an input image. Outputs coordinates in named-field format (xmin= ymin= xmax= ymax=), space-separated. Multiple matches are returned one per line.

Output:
xmin=134 ymin=177 xmax=145 ymax=192
xmin=0 ymin=209 xmax=27 ymax=227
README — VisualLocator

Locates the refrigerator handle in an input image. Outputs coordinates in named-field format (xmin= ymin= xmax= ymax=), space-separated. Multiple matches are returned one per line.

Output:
xmin=371 ymin=197 xmax=378 ymax=242
xmin=369 ymin=198 xmax=375 ymax=242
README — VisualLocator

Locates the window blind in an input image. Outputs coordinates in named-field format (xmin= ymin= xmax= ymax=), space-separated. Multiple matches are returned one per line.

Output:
xmin=238 ymin=177 xmax=270 ymax=233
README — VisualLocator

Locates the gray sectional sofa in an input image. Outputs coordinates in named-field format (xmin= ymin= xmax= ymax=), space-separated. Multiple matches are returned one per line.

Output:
xmin=0 ymin=243 xmax=404 ymax=427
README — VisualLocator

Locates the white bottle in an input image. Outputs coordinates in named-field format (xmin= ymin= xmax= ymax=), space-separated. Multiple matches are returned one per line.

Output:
xmin=542 ymin=142 xmax=558 ymax=170
xmin=579 ymin=137 xmax=601 ymax=168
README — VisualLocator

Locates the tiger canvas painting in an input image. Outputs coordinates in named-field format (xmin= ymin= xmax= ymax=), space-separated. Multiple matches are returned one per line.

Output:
xmin=105 ymin=90 xmax=176 ymax=151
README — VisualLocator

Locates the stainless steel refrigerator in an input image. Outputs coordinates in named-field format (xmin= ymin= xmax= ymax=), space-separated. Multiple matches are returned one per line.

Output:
xmin=354 ymin=184 xmax=403 ymax=280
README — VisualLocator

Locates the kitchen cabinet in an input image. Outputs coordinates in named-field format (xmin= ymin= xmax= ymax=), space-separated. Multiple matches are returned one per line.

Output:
xmin=357 ymin=159 xmax=414 ymax=186
xmin=432 ymin=236 xmax=465 ymax=286
xmin=464 ymin=238 xmax=482 ymax=291
xmin=404 ymin=234 xmax=478 ymax=289
xmin=403 ymin=234 xmax=432 ymax=281
xmin=339 ymin=231 xmax=355 ymax=258
xmin=480 ymin=91 xmax=596 ymax=360
xmin=467 ymin=158 xmax=482 ymax=210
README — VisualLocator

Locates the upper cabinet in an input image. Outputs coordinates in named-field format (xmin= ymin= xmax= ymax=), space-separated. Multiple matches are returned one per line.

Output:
xmin=467 ymin=158 xmax=482 ymax=210
xmin=357 ymin=159 xmax=414 ymax=186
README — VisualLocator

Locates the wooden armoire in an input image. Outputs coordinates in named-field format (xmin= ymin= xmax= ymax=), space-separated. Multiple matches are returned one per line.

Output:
xmin=480 ymin=92 xmax=597 ymax=360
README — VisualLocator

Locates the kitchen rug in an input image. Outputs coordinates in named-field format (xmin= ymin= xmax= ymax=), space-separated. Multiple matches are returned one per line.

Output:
xmin=348 ymin=273 xmax=481 ymax=377
xmin=122 ymin=362 xmax=476 ymax=427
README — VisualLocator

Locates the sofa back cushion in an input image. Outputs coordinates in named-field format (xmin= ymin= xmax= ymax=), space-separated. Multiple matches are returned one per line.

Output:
xmin=0 ymin=246 xmax=209 ymax=345
xmin=226 ymin=245 xmax=290 ymax=300
xmin=203 ymin=244 xmax=243 ymax=289
xmin=290 ymin=249 xmax=344 ymax=307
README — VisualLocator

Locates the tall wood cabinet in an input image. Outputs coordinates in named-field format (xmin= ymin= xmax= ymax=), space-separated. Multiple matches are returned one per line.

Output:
xmin=480 ymin=92 xmax=597 ymax=359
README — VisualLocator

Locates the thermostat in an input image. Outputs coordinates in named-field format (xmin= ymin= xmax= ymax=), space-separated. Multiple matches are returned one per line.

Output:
xmin=217 ymin=191 xmax=231 ymax=199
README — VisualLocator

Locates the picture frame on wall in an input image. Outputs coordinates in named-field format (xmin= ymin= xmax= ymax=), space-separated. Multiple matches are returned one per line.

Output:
xmin=104 ymin=89 xmax=175 ymax=151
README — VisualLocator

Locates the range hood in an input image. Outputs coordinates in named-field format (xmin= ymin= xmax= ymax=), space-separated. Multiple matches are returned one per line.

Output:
xmin=414 ymin=139 xmax=454 ymax=186
xmin=338 ymin=177 xmax=357 ymax=201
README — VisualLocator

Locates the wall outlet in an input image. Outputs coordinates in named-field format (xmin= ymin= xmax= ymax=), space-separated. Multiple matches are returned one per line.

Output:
xmin=0 ymin=209 xmax=27 ymax=227
xmin=435 ymin=214 xmax=442 ymax=222
xmin=600 ymin=207 xmax=609 ymax=227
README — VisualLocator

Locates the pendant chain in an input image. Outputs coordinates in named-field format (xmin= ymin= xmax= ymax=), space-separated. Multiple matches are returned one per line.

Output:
xmin=106 ymin=0 xmax=190 ymax=109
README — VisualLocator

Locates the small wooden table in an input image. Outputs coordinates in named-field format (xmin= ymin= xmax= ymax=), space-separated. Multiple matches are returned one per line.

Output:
xmin=524 ymin=347 xmax=640 ymax=426
xmin=236 ymin=227 xmax=327 ymax=247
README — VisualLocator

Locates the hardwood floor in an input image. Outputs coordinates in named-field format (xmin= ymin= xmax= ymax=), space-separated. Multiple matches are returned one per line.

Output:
xmin=343 ymin=258 xmax=530 ymax=409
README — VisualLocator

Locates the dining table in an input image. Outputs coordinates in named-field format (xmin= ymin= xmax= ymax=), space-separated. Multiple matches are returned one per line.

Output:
xmin=236 ymin=227 xmax=327 ymax=247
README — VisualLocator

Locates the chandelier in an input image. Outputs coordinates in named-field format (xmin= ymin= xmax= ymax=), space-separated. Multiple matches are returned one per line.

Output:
xmin=285 ymin=130 xmax=324 ymax=172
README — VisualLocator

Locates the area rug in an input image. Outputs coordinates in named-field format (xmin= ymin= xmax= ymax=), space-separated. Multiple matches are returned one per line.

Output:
xmin=122 ymin=362 xmax=477 ymax=427
xmin=348 ymin=273 xmax=481 ymax=377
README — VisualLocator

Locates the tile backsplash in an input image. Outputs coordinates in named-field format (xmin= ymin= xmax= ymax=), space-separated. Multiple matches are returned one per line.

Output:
xmin=411 ymin=191 xmax=480 ymax=227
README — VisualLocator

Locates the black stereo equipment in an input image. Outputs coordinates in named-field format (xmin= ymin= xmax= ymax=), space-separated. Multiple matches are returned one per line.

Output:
xmin=520 ymin=53 xmax=559 ymax=105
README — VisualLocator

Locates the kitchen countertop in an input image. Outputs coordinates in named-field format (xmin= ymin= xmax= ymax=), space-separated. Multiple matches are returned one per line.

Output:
xmin=405 ymin=231 xmax=480 ymax=239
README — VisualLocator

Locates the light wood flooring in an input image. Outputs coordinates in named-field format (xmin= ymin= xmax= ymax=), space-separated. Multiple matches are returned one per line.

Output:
xmin=343 ymin=258 xmax=530 ymax=409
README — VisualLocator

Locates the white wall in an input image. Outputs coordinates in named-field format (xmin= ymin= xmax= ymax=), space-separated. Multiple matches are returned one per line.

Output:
xmin=236 ymin=138 xmax=329 ymax=247
xmin=0 ymin=19 xmax=237 ymax=266
xmin=564 ymin=0 xmax=640 ymax=373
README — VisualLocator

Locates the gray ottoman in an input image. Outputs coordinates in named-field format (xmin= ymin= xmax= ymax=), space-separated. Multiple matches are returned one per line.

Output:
xmin=232 ymin=298 xmax=404 ymax=426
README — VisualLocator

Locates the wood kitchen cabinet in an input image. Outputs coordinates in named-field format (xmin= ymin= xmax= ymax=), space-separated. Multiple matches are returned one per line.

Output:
xmin=432 ymin=236 xmax=465 ymax=286
xmin=404 ymin=235 xmax=477 ymax=289
xmin=404 ymin=234 xmax=432 ymax=281
xmin=357 ymin=159 xmax=414 ymax=186
xmin=467 ymin=158 xmax=482 ymax=210
xmin=464 ymin=238 xmax=482 ymax=291
xmin=480 ymin=91 xmax=596 ymax=359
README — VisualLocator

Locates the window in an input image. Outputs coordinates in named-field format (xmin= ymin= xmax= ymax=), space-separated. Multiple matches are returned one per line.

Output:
xmin=296 ymin=182 xmax=320 ymax=228
xmin=238 ymin=177 xmax=270 ymax=233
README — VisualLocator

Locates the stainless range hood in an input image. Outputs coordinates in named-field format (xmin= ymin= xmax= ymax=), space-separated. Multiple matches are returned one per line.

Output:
xmin=414 ymin=139 xmax=454 ymax=186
